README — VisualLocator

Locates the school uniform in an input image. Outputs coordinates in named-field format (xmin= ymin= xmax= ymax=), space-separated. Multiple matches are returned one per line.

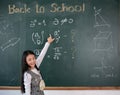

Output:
xmin=23 ymin=42 xmax=50 ymax=95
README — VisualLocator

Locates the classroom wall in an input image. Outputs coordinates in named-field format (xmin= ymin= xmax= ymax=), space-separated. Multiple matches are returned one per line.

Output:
xmin=0 ymin=90 xmax=120 ymax=95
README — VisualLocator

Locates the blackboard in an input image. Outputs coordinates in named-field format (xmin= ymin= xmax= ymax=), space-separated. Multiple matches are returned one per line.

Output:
xmin=0 ymin=0 xmax=120 ymax=87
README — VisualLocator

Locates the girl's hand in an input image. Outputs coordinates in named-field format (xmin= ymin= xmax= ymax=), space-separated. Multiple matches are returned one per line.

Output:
xmin=47 ymin=34 xmax=55 ymax=44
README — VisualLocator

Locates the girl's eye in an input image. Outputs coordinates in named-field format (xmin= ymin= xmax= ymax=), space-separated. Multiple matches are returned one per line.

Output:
xmin=28 ymin=58 xmax=32 ymax=61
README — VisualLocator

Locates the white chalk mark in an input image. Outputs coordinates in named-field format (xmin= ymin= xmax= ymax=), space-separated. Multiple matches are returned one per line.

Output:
xmin=71 ymin=29 xmax=77 ymax=42
xmin=71 ymin=47 xmax=76 ymax=59
xmin=61 ymin=18 xmax=67 ymax=25
xmin=53 ymin=47 xmax=62 ymax=60
xmin=91 ymin=57 xmax=116 ymax=78
xmin=34 ymin=49 xmax=41 ymax=56
xmin=53 ymin=18 xmax=59 ymax=25
xmin=93 ymin=7 xmax=113 ymax=52
xmin=32 ymin=31 xmax=44 ymax=45
xmin=53 ymin=18 xmax=74 ymax=26
xmin=94 ymin=32 xmax=113 ymax=51
xmin=54 ymin=30 xmax=60 ymax=43
xmin=93 ymin=31 xmax=113 ymax=51
xmin=30 ymin=19 xmax=46 ymax=27
xmin=92 ymin=7 xmax=116 ymax=78
xmin=1 ymin=37 xmax=20 ymax=51
xmin=94 ymin=7 xmax=110 ymax=28
xmin=30 ymin=19 xmax=37 ymax=27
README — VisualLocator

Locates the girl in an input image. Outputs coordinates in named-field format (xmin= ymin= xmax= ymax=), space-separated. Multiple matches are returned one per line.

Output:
xmin=21 ymin=35 xmax=54 ymax=95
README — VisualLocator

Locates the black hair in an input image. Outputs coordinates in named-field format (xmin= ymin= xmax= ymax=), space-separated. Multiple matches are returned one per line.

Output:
xmin=21 ymin=50 xmax=39 ymax=93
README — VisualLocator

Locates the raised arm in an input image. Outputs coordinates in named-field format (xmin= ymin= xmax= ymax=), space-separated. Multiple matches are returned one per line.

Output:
xmin=36 ymin=35 xmax=54 ymax=67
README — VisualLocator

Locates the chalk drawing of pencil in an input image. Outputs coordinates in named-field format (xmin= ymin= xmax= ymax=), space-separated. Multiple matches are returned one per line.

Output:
xmin=1 ymin=37 xmax=20 ymax=51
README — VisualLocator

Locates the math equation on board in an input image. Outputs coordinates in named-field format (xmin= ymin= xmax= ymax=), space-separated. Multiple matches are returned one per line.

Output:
xmin=26 ymin=17 xmax=77 ymax=60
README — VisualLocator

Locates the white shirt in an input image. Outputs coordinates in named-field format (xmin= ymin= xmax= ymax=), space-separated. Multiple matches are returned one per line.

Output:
xmin=23 ymin=42 xmax=50 ymax=95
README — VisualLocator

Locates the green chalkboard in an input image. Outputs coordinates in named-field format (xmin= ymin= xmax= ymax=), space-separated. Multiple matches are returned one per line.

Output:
xmin=0 ymin=0 xmax=120 ymax=87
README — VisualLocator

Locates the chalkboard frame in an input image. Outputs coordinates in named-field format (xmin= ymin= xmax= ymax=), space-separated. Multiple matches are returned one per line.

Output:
xmin=0 ymin=0 xmax=120 ymax=90
xmin=0 ymin=86 xmax=120 ymax=90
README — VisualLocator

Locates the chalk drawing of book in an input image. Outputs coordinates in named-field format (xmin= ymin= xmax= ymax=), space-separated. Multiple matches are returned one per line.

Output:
xmin=93 ymin=7 xmax=113 ymax=52
xmin=93 ymin=31 xmax=113 ymax=52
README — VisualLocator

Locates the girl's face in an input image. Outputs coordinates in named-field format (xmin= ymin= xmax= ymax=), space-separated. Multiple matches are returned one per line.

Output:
xmin=26 ymin=54 xmax=36 ymax=69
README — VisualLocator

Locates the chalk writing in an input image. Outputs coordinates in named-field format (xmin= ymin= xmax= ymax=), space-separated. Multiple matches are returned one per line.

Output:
xmin=27 ymin=17 xmax=74 ymax=60
xmin=32 ymin=31 xmax=44 ymax=45
xmin=34 ymin=49 xmax=41 ymax=56
xmin=30 ymin=19 xmax=46 ymax=27
xmin=53 ymin=18 xmax=74 ymax=25
xmin=29 ymin=18 xmax=74 ymax=28
xmin=71 ymin=46 xmax=76 ymax=59
xmin=71 ymin=29 xmax=77 ymax=42
xmin=53 ymin=47 xmax=62 ymax=60
xmin=54 ymin=30 xmax=61 ymax=43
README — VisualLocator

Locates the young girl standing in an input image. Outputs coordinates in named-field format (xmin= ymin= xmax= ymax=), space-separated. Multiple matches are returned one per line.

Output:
xmin=21 ymin=35 xmax=54 ymax=95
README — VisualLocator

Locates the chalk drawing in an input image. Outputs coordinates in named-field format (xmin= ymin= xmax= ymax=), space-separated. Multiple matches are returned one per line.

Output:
xmin=91 ymin=57 xmax=116 ymax=78
xmin=94 ymin=7 xmax=110 ymax=27
xmin=91 ymin=7 xmax=115 ymax=78
xmin=1 ymin=37 xmax=20 ymax=51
